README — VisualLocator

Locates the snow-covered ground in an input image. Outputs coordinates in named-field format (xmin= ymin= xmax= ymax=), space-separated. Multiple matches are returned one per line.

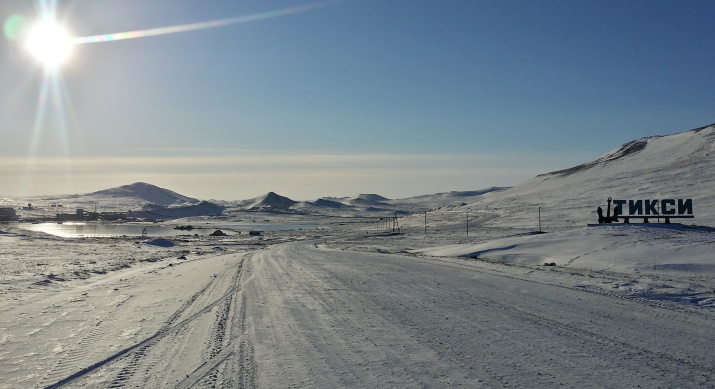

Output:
xmin=1 ymin=233 xmax=713 ymax=388
xmin=1 ymin=123 xmax=715 ymax=387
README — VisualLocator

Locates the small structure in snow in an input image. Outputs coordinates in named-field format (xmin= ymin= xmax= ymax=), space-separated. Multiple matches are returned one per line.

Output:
xmin=144 ymin=238 xmax=175 ymax=247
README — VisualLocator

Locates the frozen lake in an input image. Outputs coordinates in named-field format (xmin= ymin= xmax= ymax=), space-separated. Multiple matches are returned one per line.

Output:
xmin=17 ymin=222 xmax=320 ymax=238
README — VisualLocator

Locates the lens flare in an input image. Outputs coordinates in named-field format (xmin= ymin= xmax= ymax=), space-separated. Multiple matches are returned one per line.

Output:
xmin=3 ymin=15 xmax=25 ymax=41
xmin=72 ymin=0 xmax=344 ymax=45
xmin=19 ymin=0 xmax=345 ymax=193
xmin=24 ymin=19 xmax=73 ymax=69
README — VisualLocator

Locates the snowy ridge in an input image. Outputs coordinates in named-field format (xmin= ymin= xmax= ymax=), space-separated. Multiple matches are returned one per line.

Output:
xmin=435 ymin=188 xmax=510 ymax=198
xmin=544 ymin=122 xmax=715 ymax=178
xmin=396 ymin=187 xmax=509 ymax=206
xmin=130 ymin=201 xmax=224 ymax=219
xmin=308 ymin=198 xmax=354 ymax=209
xmin=542 ymin=138 xmax=650 ymax=177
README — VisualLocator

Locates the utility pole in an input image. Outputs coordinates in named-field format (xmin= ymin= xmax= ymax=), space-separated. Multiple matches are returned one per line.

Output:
xmin=466 ymin=211 xmax=469 ymax=236
xmin=424 ymin=211 xmax=427 ymax=235
xmin=538 ymin=207 xmax=542 ymax=233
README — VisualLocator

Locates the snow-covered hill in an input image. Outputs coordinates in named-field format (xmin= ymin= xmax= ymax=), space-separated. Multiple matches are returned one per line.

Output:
xmin=348 ymin=194 xmax=389 ymax=205
xmin=402 ymin=122 xmax=715 ymax=283
xmin=392 ymin=187 xmax=509 ymax=212
xmin=242 ymin=192 xmax=297 ymax=209
xmin=461 ymin=123 xmax=715 ymax=228
xmin=90 ymin=182 xmax=199 ymax=206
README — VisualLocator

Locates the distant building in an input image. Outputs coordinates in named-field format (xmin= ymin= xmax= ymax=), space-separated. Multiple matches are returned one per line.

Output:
xmin=100 ymin=212 xmax=127 ymax=221
xmin=0 ymin=208 xmax=17 ymax=221
xmin=56 ymin=209 xmax=86 ymax=222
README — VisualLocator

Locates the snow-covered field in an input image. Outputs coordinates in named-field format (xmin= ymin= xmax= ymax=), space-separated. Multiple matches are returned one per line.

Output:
xmin=1 ymin=228 xmax=713 ymax=388
xmin=2 ymin=123 xmax=715 ymax=387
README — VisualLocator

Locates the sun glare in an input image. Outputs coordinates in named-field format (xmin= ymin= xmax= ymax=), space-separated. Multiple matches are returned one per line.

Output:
xmin=24 ymin=19 xmax=73 ymax=70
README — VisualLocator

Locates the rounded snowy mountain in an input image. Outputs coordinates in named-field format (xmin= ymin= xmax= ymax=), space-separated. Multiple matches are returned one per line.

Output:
xmin=90 ymin=182 xmax=199 ymax=206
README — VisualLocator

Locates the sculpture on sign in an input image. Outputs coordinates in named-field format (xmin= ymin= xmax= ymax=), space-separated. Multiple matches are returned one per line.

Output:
xmin=596 ymin=199 xmax=619 ymax=224
xmin=597 ymin=207 xmax=606 ymax=223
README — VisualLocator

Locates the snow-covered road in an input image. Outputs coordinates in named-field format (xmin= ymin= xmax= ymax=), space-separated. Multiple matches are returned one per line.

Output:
xmin=2 ymin=243 xmax=713 ymax=388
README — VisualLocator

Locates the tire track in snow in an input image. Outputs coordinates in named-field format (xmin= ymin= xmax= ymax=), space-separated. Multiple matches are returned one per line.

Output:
xmin=98 ymin=275 xmax=225 ymax=389
xmin=104 ymin=257 xmax=248 ymax=388
xmin=183 ymin=257 xmax=253 ymax=388
xmin=299 ymin=245 xmax=508 ymax=386
xmin=174 ymin=347 xmax=235 ymax=389
xmin=38 ymin=295 xmax=133 ymax=387
xmin=247 ymin=244 xmax=492 ymax=387
xmin=234 ymin=247 xmax=325 ymax=388
xmin=43 ymin=256 xmax=246 ymax=389
xmin=215 ymin=291 xmax=256 ymax=389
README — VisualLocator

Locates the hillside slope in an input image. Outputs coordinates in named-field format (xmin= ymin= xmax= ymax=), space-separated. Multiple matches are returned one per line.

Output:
xmin=470 ymin=123 xmax=715 ymax=228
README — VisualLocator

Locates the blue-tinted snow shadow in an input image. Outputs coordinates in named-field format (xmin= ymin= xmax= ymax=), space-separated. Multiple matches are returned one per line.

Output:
xmin=633 ymin=290 xmax=715 ymax=308
xmin=588 ymin=223 xmax=715 ymax=232
xmin=655 ymin=263 xmax=715 ymax=273
xmin=460 ymin=245 xmax=518 ymax=258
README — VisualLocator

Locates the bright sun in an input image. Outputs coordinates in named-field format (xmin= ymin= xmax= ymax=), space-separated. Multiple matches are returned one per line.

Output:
xmin=24 ymin=19 xmax=74 ymax=70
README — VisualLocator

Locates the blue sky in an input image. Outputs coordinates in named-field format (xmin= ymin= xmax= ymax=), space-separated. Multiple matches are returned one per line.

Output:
xmin=1 ymin=0 xmax=714 ymax=200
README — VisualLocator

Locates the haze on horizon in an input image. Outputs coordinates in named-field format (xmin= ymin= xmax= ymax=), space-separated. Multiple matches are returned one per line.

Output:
xmin=1 ymin=0 xmax=714 ymax=200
